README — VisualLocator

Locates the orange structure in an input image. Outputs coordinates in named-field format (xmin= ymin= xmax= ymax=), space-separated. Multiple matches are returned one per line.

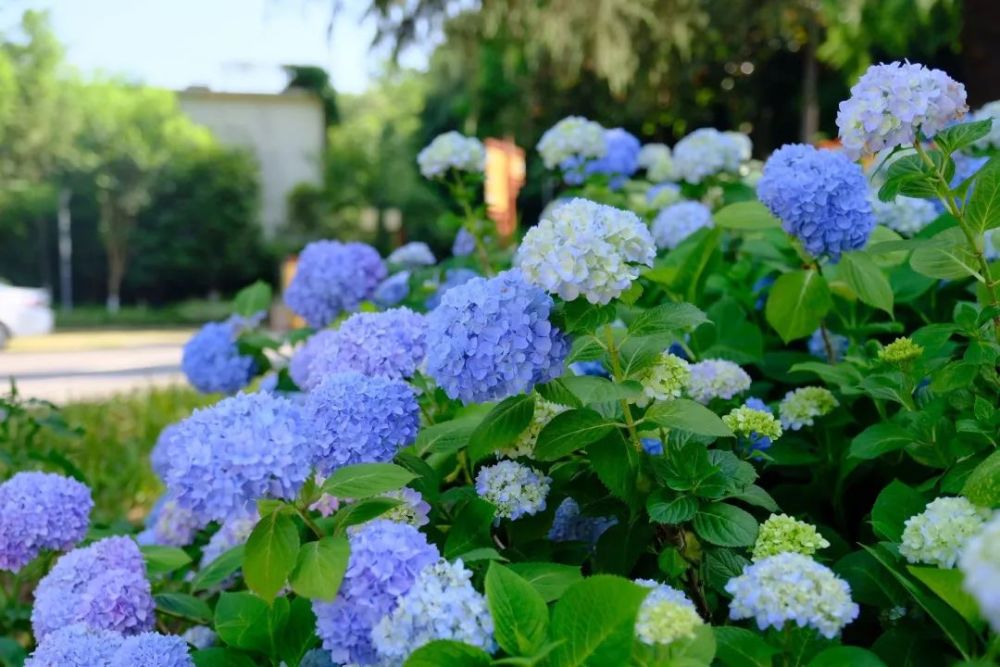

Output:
xmin=484 ymin=138 xmax=526 ymax=243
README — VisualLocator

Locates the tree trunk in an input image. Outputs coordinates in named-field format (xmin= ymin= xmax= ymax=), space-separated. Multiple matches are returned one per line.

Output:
xmin=799 ymin=14 xmax=819 ymax=143
xmin=99 ymin=192 xmax=132 ymax=314
xmin=962 ymin=0 xmax=1000 ymax=107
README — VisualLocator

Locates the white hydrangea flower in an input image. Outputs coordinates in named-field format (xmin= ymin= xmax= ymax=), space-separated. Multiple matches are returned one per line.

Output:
xmin=634 ymin=579 xmax=703 ymax=646
xmin=651 ymin=201 xmax=714 ymax=250
xmin=900 ymin=496 xmax=990 ymax=568
xmin=536 ymin=116 xmax=607 ymax=169
xmin=726 ymin=552 xmax=859 ymax=639
xmin=637 ymin=143 xmax=676 ymax=182
xmin=778 ymin=386 xmax=838 ymax=430
xmin=516 ymin=198 xmax=656 ymax=305
xmin=672 ymin=128 xmax=752 ymax=184
xmin=500 ymin=398 xmax=567 ymax=459
xmin=636 ymin=353 xmax=691 ymax=406
xmin=959 ymin=511 xmax=1000 ymax=632
xmin=387 ymin=242 xmax=436 ymax=268
xmin=972 ymin=100 xmax=1000 ymax=150
xmin=417 ymin=131 xmax=485 ymax=179
xmin=474 ymin=460 xmax=551 ymax=520
xmin=871 ymin=196 xmax=939 ymax=237
xmin=685 ymin=359 xmax=751 ymax=404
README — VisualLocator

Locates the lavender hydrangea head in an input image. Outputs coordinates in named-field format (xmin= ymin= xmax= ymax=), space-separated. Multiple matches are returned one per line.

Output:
xmin=757 ymin=144 xmax=874 ymax=260
xmin=302 ymin=372 xmax=420 ymax=477
xmin=285 ymin=240 xmax=387 ymax=327
xmin=425 ymin=269 xmax=568 ymax=403
xmin=373 ymin=271 xmax=411 ymax=308
xmin=547 ymin=497 xmax=618 ymax=547
xmin=312 ymin=520 xmax=440 ymax=665
xmin=673 ymin=128 xmax=751 ymax=184
xmin=417 ymin=131 xmax=485 ymax=179
xmin=162 ymin=392 xmax=312 ymax=523
xmin=686 ymin=359 xmax=752 ymax=404
xmin=651 ymin=201 xmax=714 ymax=250
xmin=0 ymin=471 xmax=93 ymax=572
xmin=582 ymin=128 xmax=641 ymax=188
xmin=181 ymin=318 xmax=257 ymax=394
xmin=32 ymin=536 xmax=154 ymax=640
xmin=537 ymin=116 xmax=607 ymax=169
xmin=425 ymin=267 xmax=479 ymax=310
xmin=475 ymin=460 xmax=551 ymax=520
xmin=388 ymin=242 xmax=436 ymax=269
xmin=305 ymin=308 xmax=426 ymax=385
xmin=837 ymin=61 xmax=967 ymax=160
xmin=109 ymin=632 xmax=194 ymax=667
xmin=25 ymin=624 xmax=124 ymax=667
xmin=136 ymin=496 xmax=203 ymax=548
xmin=452 ymin=228 xmax=476 ymax=257
xmin=289 ymin=329 xmax=338 ymax=390
xmin=150 ymin=422 xmax=182 ymax=481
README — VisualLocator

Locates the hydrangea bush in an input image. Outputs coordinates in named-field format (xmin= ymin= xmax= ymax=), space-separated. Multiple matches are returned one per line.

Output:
xmin=3 ymin=62 xmax=1000 ymax=667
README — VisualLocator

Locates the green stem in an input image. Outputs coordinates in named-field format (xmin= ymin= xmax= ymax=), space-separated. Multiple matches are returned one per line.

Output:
xmin=603 ymin=325 xmax=643 ymax=451
xmin=451 ymin=176 xmax=494 ymax=276
xmin=295 ymin=504 xmax=325 ymax=539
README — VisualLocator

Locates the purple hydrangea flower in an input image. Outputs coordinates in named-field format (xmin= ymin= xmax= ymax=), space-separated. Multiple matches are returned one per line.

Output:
xmin=425 ymin=268 xmax=479 ymax=310
xmin=757 ymin=144 xmax=875 ymax=260
xmin=288 ymin=329 xmax=337 ymax=390
xmin=286 ymin=241 xmax=387 ymax=328
xmin=452 ymin=228 xmax=476 ymax=257
xmin=583 ymin=127 xmax=641 ymax=189
xmin=373 ymin=271 xmax=411 ymax=308
xmin=181 ymin=318 xmax=257 ymax=394
xmin=109 ymin=632 xmax=194 ymax=666
xmin=32 ymin=536 xmax=154 ymax=640
xmin=0 ymin=471 xmax=93 ymax=572
xmin=302 ymin=372 xmax=420 ymax=477
xmin=426 ymin=269 xmax=568 ymax=403
xmin=651 ymin=201 xmax=714 ymax=250
xmin=548 ymin=498 xmax=617 ymax=547
xmin=388 ymin=242 xmax=436 ymax=268
xmin=312 ymin=520 xmax=439 ymax=665
xmin=162 ymin=393 xmax=312 ymax=523
xmin=25 ymin=624 xmax=123 ymax=666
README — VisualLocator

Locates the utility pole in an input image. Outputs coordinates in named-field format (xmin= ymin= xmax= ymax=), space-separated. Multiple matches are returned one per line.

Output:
xmin=57 ymin=187 xmax=72 ymax=311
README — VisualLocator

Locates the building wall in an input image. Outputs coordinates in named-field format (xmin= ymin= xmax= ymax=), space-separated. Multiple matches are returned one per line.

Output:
xmin=178 ymin=89 xmax=324 ymax=237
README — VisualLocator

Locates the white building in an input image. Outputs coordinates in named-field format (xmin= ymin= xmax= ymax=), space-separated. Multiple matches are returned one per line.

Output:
xmin=178 ymin=88 xmax=325 ymax=237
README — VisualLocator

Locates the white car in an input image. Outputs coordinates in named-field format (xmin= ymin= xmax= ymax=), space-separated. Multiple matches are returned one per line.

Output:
xmin=0 ymin=282 xmax=54 ymax=348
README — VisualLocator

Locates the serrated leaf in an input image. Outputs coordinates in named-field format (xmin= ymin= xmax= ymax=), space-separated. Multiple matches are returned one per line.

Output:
xmin=244 ymin=512 xmax=299 ymax=602
xmin=534 ymin=409 xmax=614 ymax=461
xmin=644 ymin=398 xmax=733 ymax=437
xmin=692 ymin=502 xmax=758 ymax=547
xmin=404 ymin=640 xmax=492 ymax=667
xmin=646 ymin=490 xmax=698 ymax=524
xmin=765 ymin=269 xmax=832 ymax=343
xmin=714 ymin=626 xmax=778 ymax=667
xmin=841 ymin=251 xmax=894 ymax=314
xmin=848 ymin=422 xmax=913 ymax=460
xmin=321 ymin=463 xmax=416 ymax=498
xmin=548 ymin=575 xmax=648 ymax=667
xmin=191 ymin=545 xmax=245 ymax=592
xmin=967 ymin=156 xmax=1000 ymax=232
xmin=468 ymin=395 xmax=535 ymax=462
xmin=289 ymin=536 xmax=350 ymax=600
xmin=907 ymin=566 xmax=982 ymax=626
xmin=911 ymin=227 xmax=982 ymax=280
xmin=507 ymin=562 xmax=583 ymax=602
xmin=414 ymin=417 xmax=479 ymax=455
xmin=628 ymin=302 xmax=708 ymax=336
xmin=155 ymin=592 xmax=213 ymax=623
xmin=934 ymin=118 xmax=993 ymax=155
xmin=486 ymin=563 xmax=549 ymax=656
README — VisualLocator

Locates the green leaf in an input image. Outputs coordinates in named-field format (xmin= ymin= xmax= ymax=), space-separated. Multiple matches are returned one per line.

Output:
xmin=907 ymin=566 xmax=982 ymax=626
xmin=404 ymin=640 xmax=492 ymax=667
xmin=244 ymin=511 xmax=300 ymax=602
xmin=233 ymin=280 xmax=272 ymax=317
xmin=155 ymin=592 xmax=212 ymax=623
xmin=414 ymin=416 xmax=479 ymax=455
xmin=730 ymin=485 xmax=780 ymax=512
xmin=588 ymin=430 xmax=641 ymax=509
xmin=554 ymin=300 xmax=618 ymax=334
xmin=871 ymin=480 xmax=925 ymax=542
xmin=628 ymin=302 xmax=708 ymax=337
xmin=289 ymin=535 xmax=350 ymax=601
xmin=536 ymin=378 xmax=584 ymax=408
xmin=558 ymin=375 xmax=643 ymax=404
xmin=644 ymin=398 xmax=733 ymax=437
xmin=966 ymin=156 xmax=1000 ymax=232
xmin=486 ymin=563 xmax=549 ymax=656
xmin=508 ymin=562 xmax=583 ymax=602
xmin=841 ymin=251 xmax=894 ymax=314
xmin=765 ymin=269 xmax=832 ymax=343
xmin=808 ymin=646 xmax=886 ymax=667
xmin=962 ymin=448 xmax=1000 ymax=508
xmin=934 ymin=118 xmax=993 ymax=156
xmin=713 ymin=200 xmax=781 ymax=230
xmin=646 ymin=490 xmax=698 ymax=524
xmin=911 ymin=227 xmax=982 ymax=280
xmin=321 ymin=463 xmax=417 ymax=498
xmin=653 ymin=440 xmax=727 ymax=498
xmin=0 ymin=638 xmax=25 ymax=667
xmin=444 ymin=498 xmax=495 ymax=558
xmin=848 ymin=423 xmax=913 ymax=460
xmin=192 ymin=545 xmax=245 ymax=592
xmin=548 ymin=575 xmax=648 ymax=667
xmin=704 ymin=548 xmax=751 ymax=592
xmin=330 ymin=497 xmax=401 ymax=534
xmin=141 ymin=545 xmax=192 ymax=576
xmin=192 ymin=648 xmax=257 ymax=667
xmin=214 ymin=592 xmax=286 ymax=655
xmin=277 ymin=597 xmax=317 ymax=667
xmin=618 ymin=333 xmax=674 ymax=378
xmin=467 ymin=394 xmax=535 ymax=462
xmin=534 ymin=408 xmax=614 ymax=461
xmin=879 ymin=153 xmax=945 ymax=201
xmin=714 ymin=626 xmax=778 ymax=667
xmin=593 ymin=522 xmax=653 ymax=575
xmin=692 ymin=502 xmax=758 ymax=547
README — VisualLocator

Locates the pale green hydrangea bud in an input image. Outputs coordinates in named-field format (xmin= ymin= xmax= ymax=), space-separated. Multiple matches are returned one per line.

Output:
xmin=900 ymin=496 xmax=990 ymax=568
xmin=878 ymin=337 xmax=924 ymax=364
xmin=635 ymin=353 xmax=691 ymax=406
xmin=752 ymin=513 xmax=830 ymax=561
xmin=634 ymin=579 xmax=703 ymax=646
xmin=723 ymin=405 xmax=783 ymax=442
xmin=500 ymin=399 xmax=567 ymax=458
xmin=778 ymin=386 xmax=838 ymax=430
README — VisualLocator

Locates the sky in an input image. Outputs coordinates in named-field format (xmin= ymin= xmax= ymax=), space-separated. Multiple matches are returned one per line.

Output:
xmin=0 ymin=0 xmax=434 ymax=94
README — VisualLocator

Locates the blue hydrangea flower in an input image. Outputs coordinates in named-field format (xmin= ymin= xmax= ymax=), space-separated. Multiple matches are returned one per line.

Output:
xmin=417 ymin=132 xmax=485 ymax=179
xmin=570 ymin=360 xmax=611 ymax=378
xmin=475 ymin=460 xmax=551 ymax=520
xmin=537 ymin=116 xmax=607 ymax=169
xmin=373 ymin=271 xmax=412 ymax=308
xmin=425 ymin=268 xmax=479 ymax=310
xmin=686 ymin=359 xmax=752 ymax=404
xmin=548 ymin=498 xmax=617 ymax=547
xmin=289 ymin=329 xmax=337 ymax=390
xmin=646 ymin=182 xmax=682 ymax=208
xmin=0 ymin=471 xmax=92 ymax=572
xmin=382 ymin=488 xmax=432 ymax=528
xmin=582 ymin=127 xmax=641 ymax=189
xmin=136 ymin=497 xmax=203 ymax=548
xmin=305 ymin=308 xmax=426 ymax=385
xmin=516 ymin=199 xmax=656 ymax=304
xmin=181 ymin=318 xmax=257 ymax=394
xmin=641 ymin=438 xmax=664 ymax=455
xmin=672 ymin=128 xmax=752 ymax=183
xmin=109 ymin=632 xmax=194 ymax=667
xmin=651 ymin=201 xmax=714 ymax=250
xmin=313 ymin=520 xmax=440 ymax=665
xmin=25 ymin=624 xmax=123 ymax=666
xmin=388 ymin=242 xmax=436 ymax=268
xmin=951 ymin=153 xmax=989 ymax=202
xmin=758 ymin=144 xmax=875 ymax=260
xmin=972 ymin=100 xmax=1000 ymax=150
xmin=837 ymin=61 xmax=967 ymax=160
xmin=807 ymin=329 xmax=849 ymax=362
xmin=200 ymin=512 xmax=259 ymax=569
xmin=373 ymin=558 xmax=495 ymax=661
xmin=871 ymin=196 xmax=938 ymax=236
xmin=150 ymin=423 xmax=182 ymax=481
xmin=286 ymin=240 xmax=387 ymax=327
xmin=162 ymin=393 xmax=312 ymax=523
xmin=181 ymin=626 xmax=216 ymax=650
xmin=32 ymin=536 xmax=154 ymax=640
xmin=638 ymin=143 xmax=675 ymax=182
xmin=426 ymin=270 xmax=568 ymax=403
xmin=302 ymin=372 xmax=420 ymax=477
xmin=752 ymin=275 xmax=775 ymax=311
xmin=300 ymin=649 xmax=336 ymax=667
xmin=452 ymin=228 xmax=476 ymax=257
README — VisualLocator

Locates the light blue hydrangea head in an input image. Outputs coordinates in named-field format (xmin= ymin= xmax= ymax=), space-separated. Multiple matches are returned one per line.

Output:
xmin=289 ymin=329 xmax=338 ymax=390
xmin=837 ymin=61 xmax=967 ymax=160
xmin=548 ymin=497 xmax=617 ymax=547
xmin=150 ymin=422 xmax=182 ymax=481
xmin=285 ymin=240 xmax=387 ymax=328
xmin=109 ymin=632 xmax=194 ymax=667
xmin=388 ymin=242 xmax=436 ymax=269
xmin=672 ymin=128 xmax=751 ymax=183
xmin=646 ymin=182 xmax=682 ymax=208
xmin=302 ymin=372 xmax=420 ymax=477
xmin=417 ymin=131 xmax=485 ymax=179
xmin=516 ymin=198 xmax=656 ymax=304
xmin=136 ymin=496 xmax=203 ymax=548
xmin=475 ymin=460 xmax=551 ymax=521
xmin=582 ymin=127 xmax=641 ymax=188
xmin=570 ymin=360 xmax=611 ymax=378
xmin=373 ymin=271 xmax=412 ymax=308
xmin=425 ymin=269 xmax=568 ymax=403
xmin=758 ymin=144 xmax=874 ymax=260
xmin=305 ymin=308 xmax=426 ymax=385
xmin=452 ymin=227 xmax=476 ymax=257
xmin=162 ymin=392 xmax=312 ymax=523
xmin=32 ymin=536 xmax=154 ymax=640
xmin=25 ymin=624 xmax=123 ymax=667
xmin=959 ymin=512 xmax=1000 ymax=633
xmin=652 ymin=201 xmax=714 ymax=250
xmin=313 ymin=519 xmax=440 ymax=665
xmin=972 ymin=100 xmax=1000 ymax=150
xmin=425 ymin=267 xmax=479 ymax=310
xmin=638 ymin=143 xmax=675 ymax=182
xmin=807 ymin=329 xmax=849 ymax=362
xmin=181 ymin=625 xmax=216 ymax=650
xmin=537 ymin=116 xmax=607 ymax=170
xmin=0 ymin=471 xmax=93 ymax=572
xmin=871 ymin=196 xmax=938 ymax=237
xmin=181 ymin=318 xmax=257 ymax=394
xmin=686 ymin=359 xmax=751 ymax=404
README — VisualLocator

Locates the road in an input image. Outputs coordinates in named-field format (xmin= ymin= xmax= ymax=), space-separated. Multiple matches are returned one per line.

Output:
xmin=0 ymin=331 xmax=191 ymax=404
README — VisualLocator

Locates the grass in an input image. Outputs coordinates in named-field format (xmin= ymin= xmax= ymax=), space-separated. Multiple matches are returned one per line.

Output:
xmin=55 ymin=299 xmax=233 ymax=330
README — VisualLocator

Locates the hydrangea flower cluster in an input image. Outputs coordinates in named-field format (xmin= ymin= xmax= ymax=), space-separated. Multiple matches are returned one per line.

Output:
xmin=547 ymin=498 xmax=618 ymax=547
xmin=372 ymin=559 xmax=495 ymax=661
xmin=837 ymin=61 xmax=968 ymax=160
xmin=417 ymin=131 xmax=485 ymax=179
xmin=302 ymin=372 xmax=419 ymax=476
xmin=382 ymin=488 xmax=432 ymax=528
xmin=285 ymin=240 xmax=387 ymax=327
xmin=723 ymin=404 xmax=783 ymax=443
xmin=971 ymin=100 xmax=1000 ymax=150
xmin=878 ymin=336 xmax=924 ymax=363
xmin=32 ymin=536 xmax=154 ymax=640
xmin=741 ymin=398 xmax=776 ymax=453
xmin=672 ymin=128 xmax=751 ymax=183
xmin=808 ymin=329 xmax=849 ymax=362
xmin=425 ymin=269 xmax=568 ymax=403
xmin=646 ymin=182 xmax=682 ymax=208
xmin=959 ymin=512 xmax=1000 ymax=632
xmin=757 ymin=144 xmax=875 ymax=260
xmin=686 ymin=359 xmax=752 ymax=404
xmin=516 ymin=198 xmax=656 ymax=305
xmin=579 ymin=127 xmax=640 ymax=188
xmin=536 ymin=116 xmax=607 ymax=169
xmin=900 ymin=496 xmax=990 ymax=568
xmin=109 ymin=632 xmax=194 ymax=667
xmin=651 ymin=201 xmax=714 ymax=250
xmin=150 ymin=422 xmax=181 ymax=481
xmin=26 ymin=625 xmax=194 ymax=667
xmin=752 ymin=514 xmax=830 ymax=561
xmin=475 ymin=460 xmax=551 ymax=520
xmin=634 ymin=579 xmax=703 ymax=646
xmin=181 ymin=317 xmax=257 ymax=394
xmin=425 ymin=267 xmax=479 ymax=309
xmin=0 ymin=471 xmax=92 ymax=572
xmin=638 ymin=143 xmax=675 ymax=182
xmin=136 ymin=497 xmax=203 ymax=548
xmin=452 ymin=228 xmax=476 ymax=257
xmin=304 ymin=308 xmax=426 ymax=385
xmin=500 ymin=398 xmax=567 ymax=459
xmin=162 ymin=392 xmax=311 ymax=522
xmin=726 ymin=552 xmax=859 ymax=639
xmin=778 ymin=386 xmax=838 ymax=430
xmin=373 ymin=270 xmax=411 ymax=307
xmin=636 ymin=352 xmax=691 ymax=406
xmin=387 ymin=241 xmax=436 ymax=268
xmin=313 ymin=520 xmax=439 ymax=665
xmin=181 ymin=625 xmax=217 ymax=650
xmin=288 ymin=329 xmax=337 ymax=390
xmin=872 ymin=196 xmax=938 ymax=236
xmin=200 ymin=512 xmax=259 ymax=568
